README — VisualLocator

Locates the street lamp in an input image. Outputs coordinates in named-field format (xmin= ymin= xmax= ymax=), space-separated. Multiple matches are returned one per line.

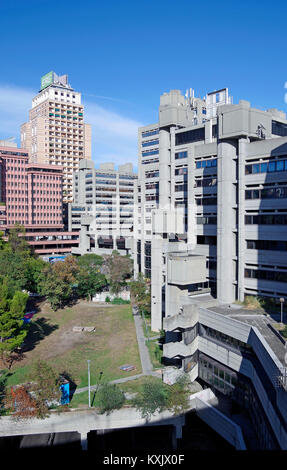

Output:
xmin=280 ymin=298 xmax=285 ymax=326
xmin=87 ymin=360 xmax=91 ymax=407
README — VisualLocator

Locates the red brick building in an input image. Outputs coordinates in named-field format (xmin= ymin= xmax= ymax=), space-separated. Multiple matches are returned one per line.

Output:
xmin=0 ymin=144 xmax=79 ymax=254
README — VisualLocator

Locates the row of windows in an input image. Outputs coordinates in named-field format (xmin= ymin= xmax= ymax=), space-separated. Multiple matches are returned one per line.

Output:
xmin=142 ymin=158 xmax=159 ymax=165
xmin=175 ymin=167 xmax=188 ymax=176
xmin=246 ymin=240 xmax=287 ymax=251
xmin=195 ymin=197 xmax=217 ymax=206
xmin=200 ymin=325 xmax=251 ymax=354
xmin=175 ymin=151 xmax=187 ymax=160
xmin=146 ymin=195 xmax=159 ymax=201
xmin=245 ymin=187 xmax=287 ymax=200
xmin=142 ymin=139 xmax=159 ymax=147
xmin=142 ymin=150 xmax=159 ymax=157
xmin=95 ymin=173 xmax=117 ymax=178
xmin=142 ymin=129 xmax=159 ymax=138
xmin=175 ymin=127 xmax=205 ymax=145
xmin=197 ymin=216 xmax=217 ymax=225
xmin=196 ymin=158 xmax=217 ymax=169
xmin=245 ymin=159 xmax=287 ymax=175
xmin=145 ymin=170 xmax=159 ymax=178
xmin=194 ymin=177 xmax=217 ymax=187
xmin=119 ymin=175 xmax=135 ymax=180
xmin=272 ymin=120 xmax=287 ymax=137
xmin=145 ymin=183 xmax=159 ymax=190
xmin=175 ymin=184 xmax=187 ymax=192
xmin=245 ymin=268 xmax=287 ymax=283
xmin=245 ymin=214 xmax=287 ymax=225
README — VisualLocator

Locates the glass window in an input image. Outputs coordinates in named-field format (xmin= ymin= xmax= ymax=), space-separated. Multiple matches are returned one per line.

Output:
xmin=225 ymin=373 xmax=231 ymax=383
xmin=268 ymin=161 xmax=276 ymax=172
xmin=245 ymin=165 xmax=252 ymax=175
xmin=196 ymin=162 xmax=201 ymax=169
xmin=253 ymin=164 xmax=260 ymax=173
xmin=276 ymin=160 xmax=284 ymax=171
xmin=260 ymin=162 xmax=268 ymax=172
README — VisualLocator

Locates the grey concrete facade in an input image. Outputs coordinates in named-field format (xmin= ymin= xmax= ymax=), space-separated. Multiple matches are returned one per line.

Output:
xmin=129 ymin=88 xmax=287 ymax=449
xmin=69 ymin=159 xmax=137 ymax=256
xmin=130 ymin=88 xmax=287 ymax=330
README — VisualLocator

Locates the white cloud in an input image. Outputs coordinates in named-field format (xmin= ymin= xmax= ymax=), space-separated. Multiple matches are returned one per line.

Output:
xmin=84 ymin=101 xmax=141 ymax=168
xmin=0 ymin=84 xmax=142 ymax=168
xmin=0 ymin=85 xmax=34 ymax=140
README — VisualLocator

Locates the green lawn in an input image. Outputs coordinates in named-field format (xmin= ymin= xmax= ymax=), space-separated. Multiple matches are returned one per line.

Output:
xmin=4 ymin=300 xmax=142 ymax=389
xmin=146 ymin=339 xmax=163 ymax=369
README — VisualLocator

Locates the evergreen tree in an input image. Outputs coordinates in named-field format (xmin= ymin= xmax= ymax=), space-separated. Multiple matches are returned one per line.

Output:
xmin=0 ymin=283 xmax=28 ymax=368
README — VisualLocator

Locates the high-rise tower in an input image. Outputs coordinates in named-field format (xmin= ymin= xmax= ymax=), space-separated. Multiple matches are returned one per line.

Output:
xmin=21 ymin=71 xmax=91 ymax=203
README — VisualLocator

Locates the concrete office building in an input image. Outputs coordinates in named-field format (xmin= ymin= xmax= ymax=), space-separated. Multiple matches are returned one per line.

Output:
xmin=127 ymin=88 xmax=287 ymax=449
xmin=69 ymin=159 xmax=136 ymax=255
xmin=21 ymin=71 xmax=91 ymax=203
xmin=130 ymin=87 xmax=287 ymax=330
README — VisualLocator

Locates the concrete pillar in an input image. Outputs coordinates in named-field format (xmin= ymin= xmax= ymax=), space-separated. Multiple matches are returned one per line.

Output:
xmin=151 ymin=238 xmax=165 ymax=331
xmin=79 ymin=224 xmax=90 ymax=253
xmin=238 ymin=138 xmax=249 ymax=301
xmin=187 ymin=146 xmax=196 ymax=247
xmin=217 ymin=140 xmax=237 ymax=304
xmin=159 ymin=128 xmax=171 ymax=211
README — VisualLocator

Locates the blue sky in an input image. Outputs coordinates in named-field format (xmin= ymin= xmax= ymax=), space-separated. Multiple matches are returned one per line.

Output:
xmin=1 ymin=0 xmax=287 ymax=168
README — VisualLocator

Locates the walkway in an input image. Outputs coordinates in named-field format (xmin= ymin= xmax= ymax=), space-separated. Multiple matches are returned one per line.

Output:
xmin=74 ymin=305 xmax=161 ymax=395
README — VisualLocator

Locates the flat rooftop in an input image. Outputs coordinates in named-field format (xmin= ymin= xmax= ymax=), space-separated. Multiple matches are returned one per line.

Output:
xmin=209 ymin=304 xmax=286 ymax=366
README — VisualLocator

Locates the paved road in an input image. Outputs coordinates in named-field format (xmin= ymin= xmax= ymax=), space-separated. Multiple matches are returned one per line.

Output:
xmin=74 ymin=305 xmax=161 ymax=395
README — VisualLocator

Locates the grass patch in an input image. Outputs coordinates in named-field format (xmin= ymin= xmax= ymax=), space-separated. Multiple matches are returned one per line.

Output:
xmin=146 ymin=339 xmax=163 ymax=369
xmin=4 ymin=300 xmax=142 ymax=389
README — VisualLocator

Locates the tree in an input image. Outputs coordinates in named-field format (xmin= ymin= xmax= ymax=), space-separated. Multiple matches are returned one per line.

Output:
xmin=29 ymin=360 xmax=61 ymax=418
xmin=130 ymin=273 xmax=151 ymax=316
xmin=97 ymin=382 xmax=125 ymax=415
xmin=77 ymin=253 xmax=103 ymax=270
xmin=134 ymin=379 xmax=169 ymax=420
xmin=0 ymin=283 xmax=28 ymax=369
xmin=4 ymin=385 xmax=38 ymax=420
xmin=102 ymin=251 xmax=133 ymax=295
xmin=39 ymin=256 xmax=79 ymax=310
xmin=166 ymin=374 xmax=191 ymax=415
xmin=7 ymin=225 xmax=32 ymax=257
xmin=76 ymin=268 xmax=107 ymax=300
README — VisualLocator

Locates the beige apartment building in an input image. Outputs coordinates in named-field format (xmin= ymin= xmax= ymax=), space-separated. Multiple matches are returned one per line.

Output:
xmin=21 ymin=71 xmax=91 ymax=203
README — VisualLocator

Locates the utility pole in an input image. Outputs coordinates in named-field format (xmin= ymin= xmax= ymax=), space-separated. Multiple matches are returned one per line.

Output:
xmin=87 ymin=360 xmax=91 ymax=407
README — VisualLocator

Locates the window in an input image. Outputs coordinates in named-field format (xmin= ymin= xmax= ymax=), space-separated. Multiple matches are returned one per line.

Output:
xmin=142 ymin=139 xmax=159 ymax=148
xmin=175 ymin=151 xmax=187 ymax=160
xmin=175 ymin=127 xmax=205 ymax=145
xmin=196 ymin=158 xmax=217 ymax=169
xmin=246 ymin=159 xmax=287 ymax=174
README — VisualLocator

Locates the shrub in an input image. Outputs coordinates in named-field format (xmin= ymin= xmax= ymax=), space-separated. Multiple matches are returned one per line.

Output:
xmin=134 ymin=379 xmax=169 ymax=420
xmin=111 ymin=297 xmax=130 ymax=305
xmin=105 ymin=296 xmax=111 ymax=303
xmin=97 ymin=383 xmax=125 ymax=414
